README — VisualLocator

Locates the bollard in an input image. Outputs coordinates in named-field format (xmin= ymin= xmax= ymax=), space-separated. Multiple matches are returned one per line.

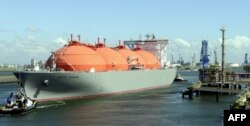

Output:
xmin=189 ymin=89 xmax=193 ymax=99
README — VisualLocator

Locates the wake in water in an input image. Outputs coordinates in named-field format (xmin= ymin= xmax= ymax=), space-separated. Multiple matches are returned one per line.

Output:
xmin=37 ymin=101 xmax=66 ymax=109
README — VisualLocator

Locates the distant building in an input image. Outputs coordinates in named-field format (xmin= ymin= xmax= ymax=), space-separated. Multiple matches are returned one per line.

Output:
xmin=30 ymin=59 xmax=45 ymax=70
xmin=172 ymin=63 xmax=181 ymax=67
xmin=229 ymin=63 xmax=240 ymax=67
xmin=31 ymin=59 xmax=36 ymax=68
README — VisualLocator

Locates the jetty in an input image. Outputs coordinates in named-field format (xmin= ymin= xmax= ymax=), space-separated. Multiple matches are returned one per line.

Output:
xmin=182 ymin=65 xmax=250 ymax=99
xmin=182 ymin=28 xmax=250 ymax=101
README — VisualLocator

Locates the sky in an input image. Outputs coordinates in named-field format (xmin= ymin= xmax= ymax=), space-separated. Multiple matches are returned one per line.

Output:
xmin=1 ymin=0 xmax=250 ymax=64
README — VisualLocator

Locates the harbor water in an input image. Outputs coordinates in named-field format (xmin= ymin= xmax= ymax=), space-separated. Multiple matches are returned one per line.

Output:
xmin=0 ymin=70 xmax=233 ymax=126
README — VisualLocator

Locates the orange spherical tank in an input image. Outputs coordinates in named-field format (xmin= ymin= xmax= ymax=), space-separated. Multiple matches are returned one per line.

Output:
xmin=134 ymin=48 xmax=160 ymax=69
xmin=95 ymin=43 xmax=128 ymax=71
xmin=46 ymin=41 xmax=107 ymax=71
xmin=116 ymin=45 xmax=145 ymax=67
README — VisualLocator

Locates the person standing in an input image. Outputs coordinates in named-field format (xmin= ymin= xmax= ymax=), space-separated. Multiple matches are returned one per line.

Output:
xmin=6 ymin=92 xmax=14 ymax=108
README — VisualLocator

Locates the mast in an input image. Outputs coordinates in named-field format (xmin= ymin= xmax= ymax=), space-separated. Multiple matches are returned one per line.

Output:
xmin=220 ymin=27 xmax=225 ymax=85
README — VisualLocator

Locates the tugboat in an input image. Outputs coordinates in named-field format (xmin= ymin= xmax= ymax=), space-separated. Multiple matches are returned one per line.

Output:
xmin=0 ymin=91 xmax=37 ymax=115
xmin=174 ymin=73 xmax=188 ymax=82
xmin=230 ymin=89 xmax=250 ymax=110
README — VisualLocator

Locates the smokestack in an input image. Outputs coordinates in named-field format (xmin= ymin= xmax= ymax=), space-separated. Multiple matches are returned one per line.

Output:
xmin=119 ymin=40 xmax=121 ymax=46
xmin=98 ymin=37 xmax=100 ymax=44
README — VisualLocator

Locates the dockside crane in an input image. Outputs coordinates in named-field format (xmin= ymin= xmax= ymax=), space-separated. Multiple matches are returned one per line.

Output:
xmin=200 ymin=40 xmax=210 ymax=68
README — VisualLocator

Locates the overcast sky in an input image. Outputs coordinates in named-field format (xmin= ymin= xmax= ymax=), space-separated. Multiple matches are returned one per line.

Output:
xmin=1 ymin=0 xmax=250 ymax=64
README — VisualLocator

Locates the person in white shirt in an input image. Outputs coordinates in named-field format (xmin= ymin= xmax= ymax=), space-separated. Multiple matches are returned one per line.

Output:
xmin=25 ymin=98 xmax=33 ymax=107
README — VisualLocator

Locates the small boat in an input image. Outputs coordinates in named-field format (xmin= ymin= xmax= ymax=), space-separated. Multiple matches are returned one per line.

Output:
xmin=0 ymin=100 xmax=37 ymax=115
xmin=174 ymin=74 xmax=188 ymax=82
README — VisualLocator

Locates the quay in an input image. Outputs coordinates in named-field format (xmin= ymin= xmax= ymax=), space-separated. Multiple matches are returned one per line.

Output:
xmin=194 ymin=86 xmax=241 ymax=94
xmin=182 ymin=81 xmax=244 ymax=101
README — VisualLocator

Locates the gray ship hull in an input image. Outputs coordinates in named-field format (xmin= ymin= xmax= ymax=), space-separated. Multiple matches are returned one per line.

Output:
xmin=13 ymin=68 xmax=176 ymax=101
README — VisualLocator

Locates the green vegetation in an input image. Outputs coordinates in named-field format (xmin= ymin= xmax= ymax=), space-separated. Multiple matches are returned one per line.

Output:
xmin=0 ymin=75 xmax=17 ymax=84
xmin=0 ymin=67 xmax=16 ymax=72
xmin=243 ymin=65 xmax=250 ymax=72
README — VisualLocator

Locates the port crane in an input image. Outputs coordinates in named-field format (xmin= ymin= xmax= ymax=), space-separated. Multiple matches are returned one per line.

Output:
xmin=200 ymin=40 xmax=209 ymax=68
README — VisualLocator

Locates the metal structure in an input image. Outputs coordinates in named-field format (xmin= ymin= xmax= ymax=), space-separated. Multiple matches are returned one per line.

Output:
xmin=214 ymin=49 xmax=219 ymax=65
xmin=244 ymin=53 xmax=248 ymax=65
xmin=124 ymin=35 xmax=169 ymax=67
xmin=220 ymin=28 xmax=225 ymax=86
xmin=200 ymin=40 xmax=209 ymax=68
xmin=191 ymin=53 xmax=196 ymax=67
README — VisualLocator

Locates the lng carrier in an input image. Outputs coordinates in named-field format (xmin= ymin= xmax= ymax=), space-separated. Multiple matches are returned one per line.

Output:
xmin=13 ymin=35 xmax=176 ymax=101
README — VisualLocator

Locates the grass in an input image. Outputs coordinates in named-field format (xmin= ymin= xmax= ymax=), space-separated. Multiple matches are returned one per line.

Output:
xmin=0 ymin=75 xmax=17 ymax=84
xmin=0 ymin=67 xmax=16 ymax=72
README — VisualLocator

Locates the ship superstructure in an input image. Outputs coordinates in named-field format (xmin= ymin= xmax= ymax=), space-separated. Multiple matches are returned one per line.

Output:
xmin=124 ymin=34 xmax=168 ymax=67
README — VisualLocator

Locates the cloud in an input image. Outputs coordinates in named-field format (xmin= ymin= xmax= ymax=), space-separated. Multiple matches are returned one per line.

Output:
xmin=27 ymin=35 xmax=36 ymax=42
xmin=0 ymin=35 xmax=51 ymax=64
xmin=174 ymin=38 xmax=191 ymax=48
xmin=210 ymin=35 xmax=250 ymax=64
xmin=53 ymin=37 xmax=67 ymax=46
xmin=169 ymin=36 xmax=250 ymax=64
xmin=227 ymin=36 xmax=250 ymax=49
xmin=26 ymin=26 xmax=40 ymax=33
xmin=11 ymin=36 xmax=49 ymax=55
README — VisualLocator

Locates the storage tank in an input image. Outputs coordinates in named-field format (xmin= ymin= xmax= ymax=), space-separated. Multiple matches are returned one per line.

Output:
xmin=116 ymin=45 xmax=145 ymax=69
xmin=134 ymin=47 xmax=160 ymax=69
xmin=46 ymin=41 xmax=107 ymax=71
xmin=96 ymin=43 xmax=128 ymax=71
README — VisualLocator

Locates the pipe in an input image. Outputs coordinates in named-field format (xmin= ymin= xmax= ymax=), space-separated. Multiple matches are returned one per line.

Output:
xmin=70 ymin=34 xmax=73 ymax=41
xmin=77 ymin=35 xmax=81 ymax=42
xmin=104 ymin=38 xmax=106 ymax=44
